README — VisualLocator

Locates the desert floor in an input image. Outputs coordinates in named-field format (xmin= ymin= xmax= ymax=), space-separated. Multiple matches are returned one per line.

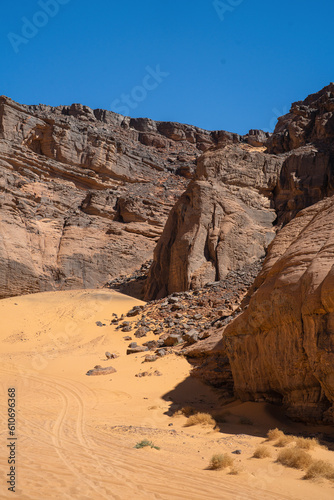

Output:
xmin=0 ymin=289 xmax=333 ymax=499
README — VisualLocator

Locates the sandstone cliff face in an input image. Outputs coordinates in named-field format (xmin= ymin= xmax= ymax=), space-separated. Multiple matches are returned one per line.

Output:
xmin=145 ymin=144 xmax=282 ymax=299
xmin=267 ymin=82 xmax=334 ymax=154
xmin=223 ymin=197 xmax=334 ymax=423
xmin=0 ymin=96 xmax=216 ymax=298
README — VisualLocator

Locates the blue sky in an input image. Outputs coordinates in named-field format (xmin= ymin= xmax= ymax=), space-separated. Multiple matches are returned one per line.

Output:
xmin=1 ymin=0 xmax=334 ymax=134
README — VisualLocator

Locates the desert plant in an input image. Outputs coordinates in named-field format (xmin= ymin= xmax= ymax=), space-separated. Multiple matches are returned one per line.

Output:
xmin=275 ymin=435 xmax=295 ymax=447
xmin=294 ymin=437 xmax=319 ymax=450
xmin=277 ymin=448 xmax=313 ymax=470
xmin=181 ymin=406 xmax=196 ymax=417
xmin=185 ymin=412 xmax=216 ymax=427
xmin=229 ymin=465 xmax=242 ymax=475
xmin=209 ymin=453 xmax=234 ymax=470
xmin=253 ymin=446 xmax=272 ymax=459
xmin=266 ymin=428 xmax=285 ymax=441
xmin=304 ymin=459 xmax=334 ymax=480
xmin=134 ymin=439 xmax=160 ymax=450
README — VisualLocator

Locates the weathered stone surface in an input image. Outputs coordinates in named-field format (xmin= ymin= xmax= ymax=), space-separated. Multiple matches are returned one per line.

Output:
xmin=0 ymin=95 xmax=270 ymax=299
xmin=224 ymin=197 xmax=334 ymax=423
xmin=126 ymin=346 xmax=148 ymax=355
xmin=145 ymin=144 xmax=282 ymax=299
xmin=268 ymin=82 xmax=334 ymax=154
xmin=0 ymin=96 xmax=202 ymax=298
xmin=86 ymin=365 xmax=117 ymax=376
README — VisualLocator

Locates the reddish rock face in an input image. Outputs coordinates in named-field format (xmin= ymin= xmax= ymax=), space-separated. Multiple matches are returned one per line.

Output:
xmin=267 ymin=82 xmax=334 ymax=154
xmin=224 ymin=196 xmax=334 ymax=423
xmin=0 ymin=96 xmax=216 ymax=298
xmin=145 ymin=144 xmax=283 ymax=299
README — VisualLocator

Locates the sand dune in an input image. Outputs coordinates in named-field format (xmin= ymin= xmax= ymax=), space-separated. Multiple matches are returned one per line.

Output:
xmin=0 ymin=290 xmax=333 ymax=499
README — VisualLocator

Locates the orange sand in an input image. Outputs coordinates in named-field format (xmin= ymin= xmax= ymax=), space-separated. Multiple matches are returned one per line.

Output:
xmin=0 ymin=289 xmax=333 ymax=499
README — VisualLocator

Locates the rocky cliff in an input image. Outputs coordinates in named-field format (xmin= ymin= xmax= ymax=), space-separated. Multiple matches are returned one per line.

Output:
xmin=0 ymin=96 xmax=244 ymax=298
xmin=219 ymin=84 xmax=334 ymax=423
xmin=142 ymin=83 xmax=334 ymax=423
xmin=144 ymin=144 xmax=282 ymax=299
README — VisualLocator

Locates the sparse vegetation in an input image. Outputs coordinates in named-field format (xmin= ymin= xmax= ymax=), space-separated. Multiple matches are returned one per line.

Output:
xmin=180 ymin=406 xmax=196 ymax=417
xmin=253 ymin=445 xmax=272 ymax=459
xmin=185 ymin=412 xmax=216 ymax=427
xmin=209 ymin=453 xmax=234 ymax=470
xmin=304 ymin=460 xmax=334 ymax=481
xmin=275 ymin=435 xmax=295 ymax=447
xmin=266 ymin=428 xmax=285 ymax=441
xmin=134 ymin=439 xmax=160 ymax=450
xmin=295 ymin=437 xmax=320 ymax=450
xmin=229 ymin=465 xmax=242 ymax=475
xmin=277 ymin=448 xmax=313 ymax=470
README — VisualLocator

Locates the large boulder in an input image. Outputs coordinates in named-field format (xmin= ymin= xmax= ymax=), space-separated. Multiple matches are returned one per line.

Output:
xmin=224 ymin=196 xmax=334 ymax=423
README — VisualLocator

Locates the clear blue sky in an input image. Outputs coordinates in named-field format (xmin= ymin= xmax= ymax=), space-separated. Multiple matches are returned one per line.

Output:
xmin=1 ymin=0 xmax=334 ymax=134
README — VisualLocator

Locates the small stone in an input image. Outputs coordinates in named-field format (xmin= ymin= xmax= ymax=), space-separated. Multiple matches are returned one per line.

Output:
xmin=144 ymin=355 xmax=157 ymax=362
xmin=86 ymin=365 xmax=117 ymax=376
xmin=134 ymin=327 xmax=149 ymax=338
xmin=122 ymin=325 xmax=132 ymax=332
xmin=168 ymin=297 xmax=180 ymax=304
xmin=232 ymin=450 xmax=242 ymax=455
xmin=164 ymin=334 xmax=183 ymax=346
xmin=123 ymin=336 xmax=132 ymax=341
xmin=127 ymin=346 xmax=149 ymax=355
xmin=127 ymin=306 xmax=143 ymax=317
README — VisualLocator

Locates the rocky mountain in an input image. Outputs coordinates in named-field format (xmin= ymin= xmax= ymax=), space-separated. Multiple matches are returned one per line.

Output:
xmin=145 ymin=83 xmax=334 ymax=301
xmin=0 ymin=95 xmax=260 ymax=299
xmin=1 ymin=83 xmax=334 ymax=424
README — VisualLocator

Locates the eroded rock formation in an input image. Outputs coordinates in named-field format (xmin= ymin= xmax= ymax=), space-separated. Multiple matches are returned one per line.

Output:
xmin=145 ymin=144 xmax=282 ymax=299
xmin=224 ymin=197 xmax=334 ymax=422
xmin=0 ymin=96 xmax=224 ymax=298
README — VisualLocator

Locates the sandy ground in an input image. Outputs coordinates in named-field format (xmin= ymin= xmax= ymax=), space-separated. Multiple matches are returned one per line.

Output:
xmin=0 ymin=289 xmax=333 ymax=500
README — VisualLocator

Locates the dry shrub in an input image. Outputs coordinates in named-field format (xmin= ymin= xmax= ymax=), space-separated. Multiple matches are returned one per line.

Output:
xmin=277 ymin=448 xmax=313 ymax=470
xmin=266 ymin=428 xmax=285 ymax=441
xmin=229 ymin=465 xmax=242 ymax=475
xmin=253 ymin=446 xmax=272 ymax=459
xmin=209 ymin=453 xmax=234 ymax=470
xmin=295 ymin=437 xmax=319 ymax=450
xmin=185 ymin=412 xmax=216 ymax=427
xmin=174 ymin=406 xmax=196 ymax=417
xmin=304 ymin=460 xmax=334 ymax=481
xmin=275 ymin=435 xmax=295 ymax=447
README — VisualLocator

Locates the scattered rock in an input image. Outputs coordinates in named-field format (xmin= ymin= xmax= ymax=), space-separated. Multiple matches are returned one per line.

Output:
xmin=143 ymin=355 xmax=157 ymax=363
xmin=86 ymin=366 xmax=117 ymax=376
xmin=105 ymin=352 xmax=118 ymax=359
xmin=127 ymin=346 xmax=149 ymax=355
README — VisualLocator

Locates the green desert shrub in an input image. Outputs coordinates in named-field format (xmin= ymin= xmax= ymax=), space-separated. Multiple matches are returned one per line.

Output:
xmin=134 ymin=439 xmax=160 ymax=450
